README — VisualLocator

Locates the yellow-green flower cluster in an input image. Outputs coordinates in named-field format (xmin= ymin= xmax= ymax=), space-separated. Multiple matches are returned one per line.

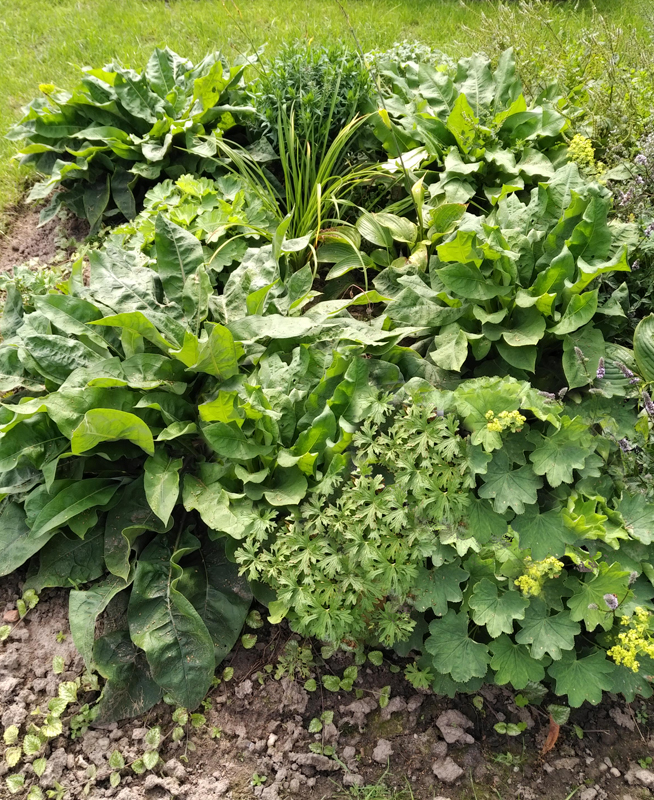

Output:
xmin=485 ymin=409 xmax=526 ymax=433
xmin=567 ymin=134 xmax=606 ymax=178
xmin=608 ymin=607 xmax=654 ymax=673
xmin=515 ymin=557 xmax=564 ymax=596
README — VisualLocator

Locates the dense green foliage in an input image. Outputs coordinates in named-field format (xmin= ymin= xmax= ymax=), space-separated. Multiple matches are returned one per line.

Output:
xmin=2 ymin=31 xmax=654 ymax=764
xmin=7 ymin=48 xmax=253 ymax=231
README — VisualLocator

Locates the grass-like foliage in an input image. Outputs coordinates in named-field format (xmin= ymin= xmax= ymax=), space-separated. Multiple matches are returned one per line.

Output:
xmin=2 ymin=33 xmax=654 ymax=752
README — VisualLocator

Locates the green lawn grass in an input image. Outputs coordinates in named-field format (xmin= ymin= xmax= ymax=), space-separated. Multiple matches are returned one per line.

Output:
xmin=0 ymin=0 xmax=648 ymax=227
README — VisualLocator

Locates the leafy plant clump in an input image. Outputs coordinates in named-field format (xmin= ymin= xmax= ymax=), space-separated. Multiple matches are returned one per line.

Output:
xmin=2 ymin=37 xmax=654 ymax=735
xmin=7 ymin=48 xmax=254 ymax=230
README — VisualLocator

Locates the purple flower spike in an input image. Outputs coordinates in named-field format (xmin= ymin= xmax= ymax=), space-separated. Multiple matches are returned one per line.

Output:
xmin=596 ymin=357 xmax=605 ymax=380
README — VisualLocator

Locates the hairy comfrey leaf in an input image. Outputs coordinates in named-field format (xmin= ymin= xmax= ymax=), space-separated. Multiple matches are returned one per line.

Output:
xmin=425 ymin=609 xmax=490 ymax=682
xmin=548 ymin=650 xmax=616 ymax=707
xmin=71 ymin=409 xmax=155 ymax=456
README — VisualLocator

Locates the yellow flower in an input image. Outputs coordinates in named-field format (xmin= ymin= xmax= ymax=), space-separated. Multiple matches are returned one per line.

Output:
xmin=485 ymin=409 xmax=526 ymax=434
xmin=515 ymin=557 xmax=564 ymax=597
xmin=608 ymin=607 xmax=654 ymax=673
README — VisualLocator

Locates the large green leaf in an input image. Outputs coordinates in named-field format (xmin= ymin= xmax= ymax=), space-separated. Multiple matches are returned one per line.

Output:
xmin=144 ymin=448 xmax=183 ymax=525
xmin=411 ymin=563 xmax=469 ymax=616
xmin=71 ymin=409 xmax=155 ymax=456
xmin=104 ymin=478 xmax=171 ymax=580
xmin=633 ymin=315 xmax=654 ymax=382
xmin=93 ymin=630 xmax=163 ymax=723
xmin=616 ymin=492 xmax=654 ymax=545
xmin=128 ymin=535 xmax=216 ymax=709
xmin=0 ymin=414 xmax=66 ymax=473
xmin=154 ymin=214 xmax=204 ymax=307
xmin=0 ymin=501 xmax=57 ymax=577
xmin=26 ymin=528 xmax=105 ymax=591
xmin=202 ymin=422 xmax=273 ymax=460
xmin=69 ymin=572 xmax=133 ymax=670
xmin=511 ymin=507 xmax=577 ymax=560
xmin=190 ymin=324 xmax=244 ymax=379
xmin=566 ymin=562 xmax=632 ymax=632
xmin=21 ymin=334 xmax=104 ymax=385
xmin=425 ymin=609 xmax=490 ymax=682
xmin=549 ymin=290 xmax=598 ymax=335
xmin=30 ymin=479 xmax=120 ymax=539
xmin=489 ymin=634 xmax=548 ymax=689
xmin=548 ymin=650 xmax=616 ymax=707
xmin=469 ymin=578 xmax=529 ymax=637
xmin=178 ymin=538 xmax=252 ymax=664
xmin=527 ymin=416 xmax=592 ymax=487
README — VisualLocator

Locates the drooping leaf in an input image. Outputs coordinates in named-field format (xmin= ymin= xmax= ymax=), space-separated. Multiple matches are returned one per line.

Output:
xmin=69 ymin=572 xmax=133 ymax=670
xmin=26 ymin=528 xmax=105 ymax=592
xmin=154 ymin=214 xmax=204 ymax=307
xmin=144 ymin=449 xmax=183 ymax=525
xmin=0 ymin=501 xmax=57 ymax=577
xmin=71 ymin=409 xmax=155 ymax=456
xmin=178 ymin=538 xmax=252 ymax=664
xmin=30 ymin=479 xmax=120 ymax=539
xmin=93 ymin=629 xmax=163 ymax=723
xmin=128 ymin=534 xmax=216 ymax=709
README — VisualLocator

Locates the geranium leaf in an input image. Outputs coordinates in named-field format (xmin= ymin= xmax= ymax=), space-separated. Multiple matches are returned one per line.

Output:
xmin=527 ymin=416 xmax=592 ymax=487
xmin=478 ymin=450 xmax=542 ymax=514
xmin=515 ymin=600 xmax=580 ymax=660
xmin=489 ymin=634 xmax=548 ymax=689
xmin=547 ymin=650 xmax=616 ymax=707
xmin=566 ymin=562 xmax=632 ymax=632
xmin=511 ymin=506 xmax=578 ymax=560
xmin=425 ymin=609 xmax=490 ymax=682
xmin=411 ymin=562 xmax=469 ymax=616
xmin=469 ymin=578 xmax=529 ymax=637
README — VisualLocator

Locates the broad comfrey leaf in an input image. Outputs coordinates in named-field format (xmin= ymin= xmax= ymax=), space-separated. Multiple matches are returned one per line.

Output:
xmin=128 ymin=534 xmax=215 ymax=710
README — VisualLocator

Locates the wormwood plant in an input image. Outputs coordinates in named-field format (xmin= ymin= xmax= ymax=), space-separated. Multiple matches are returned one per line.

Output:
xmin=251 ymin=41 xmax=372 ymax=149
xmin=7 ymin=48 xmax=254 ymax=230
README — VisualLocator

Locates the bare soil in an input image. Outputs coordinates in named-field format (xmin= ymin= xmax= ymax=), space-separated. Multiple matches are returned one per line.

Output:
xmin=0 ymin=202 xmax=88 ymax=274
xmin=1 ymin=576 xmax=654 ymax=800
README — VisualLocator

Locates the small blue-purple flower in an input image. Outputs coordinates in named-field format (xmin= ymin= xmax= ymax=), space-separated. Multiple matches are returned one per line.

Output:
xmin=596 ymin=357 xmax=605 ymax=380
xmin=636 ymin=153 xmax=648 ymax=166
xmin=643 ymin=391 xmax=654 ymax=417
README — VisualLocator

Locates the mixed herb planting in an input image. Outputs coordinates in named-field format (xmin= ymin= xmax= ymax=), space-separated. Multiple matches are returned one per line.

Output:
xmin=2 ymin=29 xmax=654 ymax=786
